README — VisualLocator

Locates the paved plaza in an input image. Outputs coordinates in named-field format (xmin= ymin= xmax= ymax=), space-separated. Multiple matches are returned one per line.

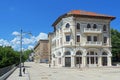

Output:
xmin=7 ymin=62 xmax=120 ymax=80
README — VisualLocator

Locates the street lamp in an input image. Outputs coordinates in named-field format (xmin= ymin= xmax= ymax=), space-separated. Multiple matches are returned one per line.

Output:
xmin=19 ymin=29 xmax=22 ymax=76
xmin=19 ymin=29 xmax=32 ymax=76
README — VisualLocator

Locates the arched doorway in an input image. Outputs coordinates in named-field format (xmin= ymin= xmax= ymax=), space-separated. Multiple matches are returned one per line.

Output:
xmin=86 ymin=51 xmax=98 ymax=67
xmin=75 ymin=51 xmax=82 ymax=67
xmin=102 ymin=52 xmax=107 ymax=66
xmin=64 ymin=51 xmax=71 ymax=67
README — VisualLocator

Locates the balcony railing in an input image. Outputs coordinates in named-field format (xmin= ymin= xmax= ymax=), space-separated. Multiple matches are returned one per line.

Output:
xmin=85 ymin=41 xmax=102 ymax=46
xmin=64 ymin=42 xmax=71 ymax=46
xmin=63 ymin=28 xmax=71 ymax=33
xmin=84 ymin=28 xmax=102 ymax=34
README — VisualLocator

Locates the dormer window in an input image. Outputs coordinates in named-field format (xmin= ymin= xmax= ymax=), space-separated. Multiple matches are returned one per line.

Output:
xmin=66 ymin=23 xmax=70 ymax=28
xmin=103 ymin=25 xmax=107 ymax=31
xmin=87 ymin=24 xmax=91 ymax=28
xmin=93 ymin=24 xmax=97 ymax=29
xmin=77 ymin=23 xmax=80 ymax=29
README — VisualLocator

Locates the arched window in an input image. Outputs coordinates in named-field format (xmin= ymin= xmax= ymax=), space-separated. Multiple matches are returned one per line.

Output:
xmin=102 ymin=52 xmax=107 ymax=55
xmin=87 ymin=24 xmax=91 ymax=28
xmin=53 ymin=54 xmax=55 ymax=58
xmin=66 ymin=23 xmax=70 ymax=28
xmin=90 ymin=51 xmax=94 ymax=55
xmin=65 ymin=51 xmax=71 ymax=55
xmin=93 ymin=24 xmax=97 ymax=29
xmin=57 ymin=52 xmax=61 ymax=56
xmin=77 ymin=23 xmax=80 ymax=29
xmin=103 ymin=25 xmax=107 ymax=31
xmin=76 ymin=51 xmax=82 ymax=55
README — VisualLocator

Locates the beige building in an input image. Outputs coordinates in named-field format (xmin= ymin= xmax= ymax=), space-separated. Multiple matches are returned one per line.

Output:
xmin=34 ymin=40 xmax=49 ymax=63
xmin=51 ymin=10 xmax=115 ymax=67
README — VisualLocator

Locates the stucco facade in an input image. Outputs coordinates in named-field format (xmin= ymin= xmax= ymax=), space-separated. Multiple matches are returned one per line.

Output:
xmin=34 ymin=40 xmax=49 ymax=63
xmin=51 ymin=10 xmax=115 ymax=67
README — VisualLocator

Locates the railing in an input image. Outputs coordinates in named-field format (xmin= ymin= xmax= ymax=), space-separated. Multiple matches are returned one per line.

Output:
xmin=64 ymin=42 xmax=71 ymax=46
xmin=84 ymin=28 xmax=101 ymax=33
xmin=0 ymin=64 xmax=15 ymax=77
xmin=85 ymin=41 xmax=102 ymax=46
xmin=63 ymin=28 xmax=71 ymax=33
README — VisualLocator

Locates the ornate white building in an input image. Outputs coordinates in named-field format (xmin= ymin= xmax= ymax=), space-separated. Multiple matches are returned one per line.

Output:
xmin=50 ymin=10 xmax=115 ymax=67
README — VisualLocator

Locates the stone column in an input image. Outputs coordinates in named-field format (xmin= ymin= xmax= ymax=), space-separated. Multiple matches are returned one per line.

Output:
xmin=89 ymin=57 xmax=91 ymax=67
xmin=62 ymin=57 xmax=65 ymax=67
xmin=94 ymin=56 xmax=96 ymax=64
xmin=107 ymin=56 xmax=112 ymax=66
xmin=98 ymin=56 xmax=102 ymax=67
xmin=71 ymin=55 xmax=75 ymax=68
xmin=82 ymin=56 xmax=86 ymax=67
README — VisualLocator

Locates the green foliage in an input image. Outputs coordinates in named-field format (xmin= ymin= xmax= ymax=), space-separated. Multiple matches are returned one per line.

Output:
xmin=0 ymin=46 xmax=20 ymax=68
xmin=111 ymin=28 xmax=120 ymax=62
xmin=22 ymin=49 xmax=33 ymax=62
xmin=0 ymin=46 xmax=32 ymax=68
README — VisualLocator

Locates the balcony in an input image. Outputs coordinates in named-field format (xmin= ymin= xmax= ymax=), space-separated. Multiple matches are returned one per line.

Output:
xmin=63 ymin=28 xmax=71 ymax=33
xmin=64 ymin=42 xmax=71 ymax=46
xmin=83 ymin=28 xmax=102 ymax=34
xmin=85 ymin=41 xmax=102 ymax=47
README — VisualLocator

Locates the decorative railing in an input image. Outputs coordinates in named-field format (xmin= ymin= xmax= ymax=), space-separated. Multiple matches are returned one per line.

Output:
xmin=84 ymin=28 xmax=102 ymax=33
xmin=85 ymin=41 xmax=102 ymax=46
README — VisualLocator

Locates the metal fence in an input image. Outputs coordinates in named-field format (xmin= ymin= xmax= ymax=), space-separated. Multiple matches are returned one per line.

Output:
xmin=0 ymin=64 xmax=15 ymax=77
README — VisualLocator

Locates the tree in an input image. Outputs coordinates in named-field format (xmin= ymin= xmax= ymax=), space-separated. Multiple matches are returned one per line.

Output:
xmin=111 ymin=28 xmax=120 ymax=62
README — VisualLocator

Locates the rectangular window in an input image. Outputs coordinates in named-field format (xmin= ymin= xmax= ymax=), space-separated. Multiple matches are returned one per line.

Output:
xmin=77 ymin=35 xmax=80 ymax=42
xmin=76 ymin=57 xmax=82 ymax=64
xmin=103 ymin=25 xmax=107 ymax=31
xmin=66 ymin=35 xmax=70 ymax=42
xmin=104 ymin=37 xmax=107 ymax=43
xmin=93 ymin=36 xmax=97 ymax=42
xmin=87 ymin=36 xmax=91 ymax=41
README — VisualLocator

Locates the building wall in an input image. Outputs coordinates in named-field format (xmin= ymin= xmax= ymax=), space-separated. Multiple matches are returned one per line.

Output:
xmin=51 ymin=16 xmax=112 ymax=67
xmin=34 ymin=40 xmax=49 ymax=63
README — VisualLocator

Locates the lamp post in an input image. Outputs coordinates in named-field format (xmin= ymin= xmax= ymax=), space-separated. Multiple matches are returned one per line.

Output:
xmin=19 ymin=29 xmax=32 ymax=76
xmin=19 ymin=29 xmax=22 ymax=76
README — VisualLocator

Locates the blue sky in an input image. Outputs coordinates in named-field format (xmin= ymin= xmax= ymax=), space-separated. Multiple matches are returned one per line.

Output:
xmin=0 ymin=0 xmax=120 ymax=50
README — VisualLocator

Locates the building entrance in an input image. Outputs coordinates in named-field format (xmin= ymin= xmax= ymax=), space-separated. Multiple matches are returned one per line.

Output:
xmin=65 ymin=57 xmax=71 ymax=67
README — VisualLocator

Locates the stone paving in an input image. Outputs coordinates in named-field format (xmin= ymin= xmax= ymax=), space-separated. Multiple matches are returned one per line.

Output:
xmin=7 ymin=62 xmax=120 ymax=80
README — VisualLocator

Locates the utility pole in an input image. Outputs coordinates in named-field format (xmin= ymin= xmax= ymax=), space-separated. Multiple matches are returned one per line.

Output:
xmin=19 ymin=29 xmax=22 ymax=76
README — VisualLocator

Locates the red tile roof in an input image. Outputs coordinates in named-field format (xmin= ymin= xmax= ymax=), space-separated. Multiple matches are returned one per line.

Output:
xmin=52 ymin=10 xmax=115 ymax=27
xmin=68 ymin=10 xmax=115 ymax=18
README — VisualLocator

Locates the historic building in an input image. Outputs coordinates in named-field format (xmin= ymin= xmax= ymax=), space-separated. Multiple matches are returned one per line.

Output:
xmin=34 ymin=40 xmax=49 ymax=63
xmin=51 ymin=10 xmax=115 ymax=67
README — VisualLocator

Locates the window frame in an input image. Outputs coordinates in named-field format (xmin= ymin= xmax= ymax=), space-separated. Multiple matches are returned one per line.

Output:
xmin=103 ymin=25 xmax=107 ymax=32
xmin=65 ymin=23 xmax=70 ymax=28
xmin=87 ymin=24 xmax=91 ymax=28
xmin=87 ymin=36 xmax=91 ymax=41
xmin=77 ymin=35 xmax=80 ymax=42
xmin=66 ymin=35 xmax=71 ymax=42
xmin=77 ymin=23 xmax=80 ymax=29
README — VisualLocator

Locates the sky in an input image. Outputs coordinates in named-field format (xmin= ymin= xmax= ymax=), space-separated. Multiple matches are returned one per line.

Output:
xmin=0 ymin=0 xmax=120 ymax=50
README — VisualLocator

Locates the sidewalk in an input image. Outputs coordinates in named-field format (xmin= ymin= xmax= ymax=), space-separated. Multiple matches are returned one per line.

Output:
xmin=6 ymin=67 xmax=30 ymax=80
xmin=6 ymin=62 xmax=120 ymax=80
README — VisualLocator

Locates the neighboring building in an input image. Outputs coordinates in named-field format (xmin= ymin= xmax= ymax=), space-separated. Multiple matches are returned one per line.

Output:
xmin=34 ymin=40 xmax=49 ymax=63
xmin=48 ymin=33 xmax=54 ymax=64
xmin=51 ymin=10 xmax=115 ymax=67
xmin=28 ymin=52 xmax=34 ymax=62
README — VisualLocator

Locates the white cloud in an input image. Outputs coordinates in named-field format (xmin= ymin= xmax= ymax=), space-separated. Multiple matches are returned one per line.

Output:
xmin=12 ymin=31 xmax=20 ymax=36
xmin=28 ymin=45 xmax=34 ymax=50
xmin=10 ymin=37 xmax=20 ymax=45
xmin=36 ymin=32 xmax=48 ymax=41
xmin=0 ymin=31 xmax=48 ymax=50
xmin=0 ymin=39 xmax=10 ymax=46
